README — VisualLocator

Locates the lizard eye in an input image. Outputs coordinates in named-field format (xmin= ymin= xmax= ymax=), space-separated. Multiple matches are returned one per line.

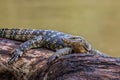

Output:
xmin=69 ymin=36 xmax=81 ymax=39
xmin=70 ymin=37 xmax=77 ymax=39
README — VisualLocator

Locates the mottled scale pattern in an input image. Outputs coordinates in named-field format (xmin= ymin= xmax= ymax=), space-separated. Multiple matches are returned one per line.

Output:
xmin=0 ymin=28 xmax=72 ymax=50
xmin=0 ymin=28 xmax=92 ymax=64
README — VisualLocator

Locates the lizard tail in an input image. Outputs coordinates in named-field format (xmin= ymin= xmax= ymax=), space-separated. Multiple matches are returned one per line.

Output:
xmin=0 ymin=28 xmax=34 ymax=41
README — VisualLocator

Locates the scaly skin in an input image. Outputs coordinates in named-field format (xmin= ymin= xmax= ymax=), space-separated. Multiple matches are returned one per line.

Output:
xmin=0 ymin=28 xmax=92 ymax=64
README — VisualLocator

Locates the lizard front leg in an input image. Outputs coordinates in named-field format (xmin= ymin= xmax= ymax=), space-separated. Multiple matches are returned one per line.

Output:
xmin=8 ymin=35 xmax=44 ymax=64
xmin=47 ymin=47 xmax=72 ymax=64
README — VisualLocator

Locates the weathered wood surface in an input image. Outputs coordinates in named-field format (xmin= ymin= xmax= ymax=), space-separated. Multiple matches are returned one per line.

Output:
xmin=0 ymin=38 xmax=120 ymax=80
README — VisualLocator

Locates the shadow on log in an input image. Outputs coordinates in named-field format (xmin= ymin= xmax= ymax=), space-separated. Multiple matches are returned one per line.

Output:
xmin=0 ymin=38 xmax=120 ymax=80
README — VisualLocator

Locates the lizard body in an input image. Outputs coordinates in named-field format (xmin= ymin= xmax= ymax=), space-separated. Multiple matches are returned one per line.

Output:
xmin=0 ymin=28 xmax=92 ymax=64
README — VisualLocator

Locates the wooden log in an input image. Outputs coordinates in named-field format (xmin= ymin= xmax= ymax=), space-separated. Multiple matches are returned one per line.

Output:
xmin=0 ymin=38 xmax=53 ymax=80
xmin=0 ymin=38 xmax=120 ymax=80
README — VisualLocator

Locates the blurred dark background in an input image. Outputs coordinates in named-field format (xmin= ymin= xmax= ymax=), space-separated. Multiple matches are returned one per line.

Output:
xmin=0 ymin=0 xmax=120 ymax=57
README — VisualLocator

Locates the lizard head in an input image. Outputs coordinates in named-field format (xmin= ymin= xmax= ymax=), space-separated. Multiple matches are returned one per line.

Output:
xmin=62 ymin=36 xmax=92 ymax=53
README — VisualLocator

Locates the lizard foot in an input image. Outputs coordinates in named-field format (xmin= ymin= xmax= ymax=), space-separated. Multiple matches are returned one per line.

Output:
xmin=8 ymin=51 xmax=20 ymax=64
xmin=47 ymin=54 xmax=58 ymax=65
xmin=8 ymin=54 xmax=19 ymax=64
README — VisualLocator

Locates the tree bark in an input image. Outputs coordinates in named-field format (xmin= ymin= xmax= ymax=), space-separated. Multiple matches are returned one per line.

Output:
xmin=0 ymin=38 xmax=120 ymax=80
